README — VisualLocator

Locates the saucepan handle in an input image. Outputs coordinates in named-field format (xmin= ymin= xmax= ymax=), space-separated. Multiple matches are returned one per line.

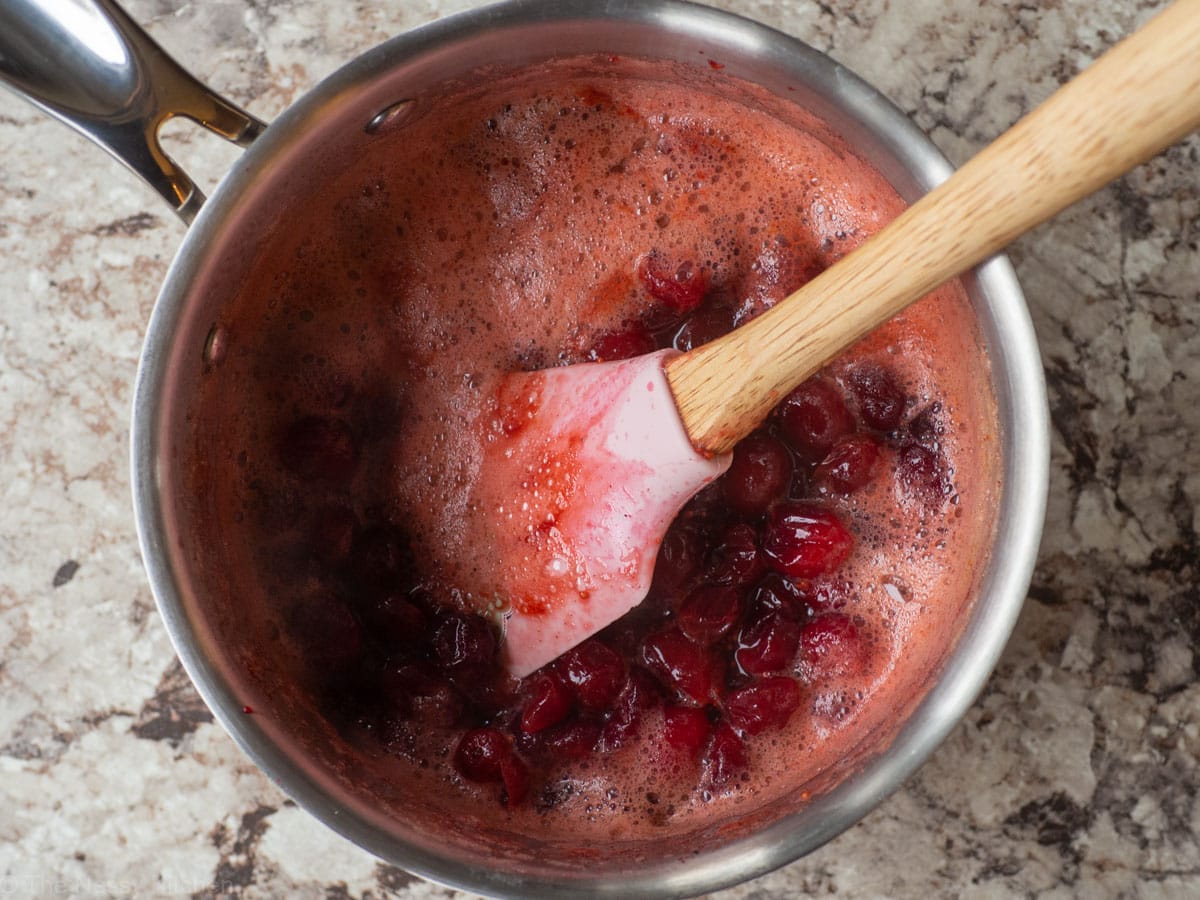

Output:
xmin=0 ymin=0 xmax=267 ymax=224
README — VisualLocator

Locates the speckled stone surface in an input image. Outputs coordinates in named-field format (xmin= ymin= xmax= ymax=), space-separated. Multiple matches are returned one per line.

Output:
xmin=1 ymin=0 xmax=1197 ymax=897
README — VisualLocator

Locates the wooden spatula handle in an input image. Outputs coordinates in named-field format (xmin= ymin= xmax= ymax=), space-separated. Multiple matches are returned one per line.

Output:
xmin=666 ymin=0 xmax=1200 ymax=457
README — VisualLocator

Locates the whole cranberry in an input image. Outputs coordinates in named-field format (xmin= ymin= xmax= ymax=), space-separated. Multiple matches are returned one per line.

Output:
xmin=651 ymin=517 xmax=705 ymax=598
xmin=762 ymin=502 xmax=853 ymax=579
xmin=599 ymin=667 xmax=660 ymax=750
xmin=706 ymin=721 xmax=748 ymax=786
xmin=734 ymin=610 xmax=801 ymax=675
xmin=454 ymin=728 xmax=511 ymax=782
xmin=707 ymin=522 xmax=765 ymax=586
xmin=814 ymin=434 xmax=881 ymax=495
xmin=778 ymin=378 xmax=853 ymax=462
xmin=846 ymin=363 xmax=906 ymax=431
xmin=431 ymin=610 xmax=498 ymax=673
xmin=560 ymin=640 xmax=626 ymax=711
xmin=640 ymin=628 xmax=712 ymax=705
xmin=723 ymin=431 xmax=793 ymax=517
xmin=725 ymin=676 xmax=802 ymax=734
xmin=677 ymin=583 xmax=742 ymax=645
xmin=896 ymin=441 xmax=949 ymax=503
xmin=520 ymin=672 xmax=574 ymax=734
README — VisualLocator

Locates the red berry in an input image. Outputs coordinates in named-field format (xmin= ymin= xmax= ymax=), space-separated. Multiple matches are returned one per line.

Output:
xmin=897 ymin=441 xmax=948 ymax=503
xmin=641 ymin=629 xmax=712 ymax=704
xmin=762 ymin=502 xmax=853 ymax=579
xmin=725 ymin=676 xmax=801 ymax=734
xmin=750 ymin=572 xmax=809 ymax=618
xmin=500 ymin=753 xmax=531 ymax=805
xmin=847 ymin=363 xmax=906 ymax=431
xmin=723 ymin=431 xmax=792 ymax=517
xmin=663 ymin=705 xmax=712 ymax=756
xmin=814 ymin=434 xmax=881 ymax=494
xmin=734 ymin=611 xmax=800 ymax=675
xmin=707 ymin=522 xmax=765 ymax=586
xmin=677 ymin=583 xmax=742 ymax=645
xmin=599 ymin=667 xmax=660 ymax=750
xmin=706 ymin=721 xmax=748 ymax=786
xmin=539 ymin=719 xmax=602 ymax=760
xmin=560 ymin=640 xmax=626 ymax=711
xmin=778 ymin=379 xmax=853 ymax=462
xmin=454 ymin=728 xmax=511 ymax=782
xmin=799 ymin=613 xmax=867 ymax=679
xmin=652 ymin=517 xmax=705 ymax=598
xmin=520 ymin=673 xmax=574 ymax=734
xmin=638 ymin=252 xmax=709 ymax=313
xmin=589 ymin=323 xmax=656 ymax=361
xmin=278 ymin=415 xmax=359 ymax=482
xmin=431 ymin=611 xmax=497 ymax=673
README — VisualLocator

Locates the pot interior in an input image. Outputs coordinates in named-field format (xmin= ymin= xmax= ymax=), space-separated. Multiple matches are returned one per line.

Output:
xmin=135 ymin=3 xmax=1044 ymax=896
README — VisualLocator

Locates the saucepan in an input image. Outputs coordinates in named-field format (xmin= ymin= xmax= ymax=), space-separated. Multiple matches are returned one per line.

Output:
xmin=0 ymin=0 xmax=1048 ymax=895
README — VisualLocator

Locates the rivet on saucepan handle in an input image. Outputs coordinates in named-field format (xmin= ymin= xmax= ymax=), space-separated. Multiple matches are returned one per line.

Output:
xmin=0 ymin=0 xmax=267 ymax=225
xmin=366 ymin=99 xmax=418 ymax=134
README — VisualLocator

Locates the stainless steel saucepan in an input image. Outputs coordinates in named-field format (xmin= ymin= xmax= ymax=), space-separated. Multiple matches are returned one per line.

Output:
xmin=0 ymin=1 xmax=1048 ymax=896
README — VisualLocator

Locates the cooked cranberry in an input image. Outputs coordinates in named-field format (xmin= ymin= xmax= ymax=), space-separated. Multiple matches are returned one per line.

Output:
xmin=799 ymin=613 xmax=867 ymax=678
xmin=588 ymin=322 xmax=656 ymax=361
xmin=778 ymin=379 xmax=853 ymax=462
xmin=673 ymin=304 xmax=734 ymax=351
xmin=309 ymin=506 xmax=357 ymax=566
xmin=599 ymin=667 xmax=660 ymax=750
xmin=814 ymin=434 xmax=881 ymax=494
xmin=707 ymin=522 xmax=765 ymax=586
xmin=362 ymin=593 xmax=425 ymax=646
xmin=847 ymin=364 xmax=906 ymax=431
xmin=750 ymin=572 xmax=808 ymax=618
xmin=454 ymin=727 xmax=511 ymax=782
xmin=278 ymin=415 xmax=359 ymax=482
xmin=706 ymin=721 xmax=748 ymax=786
xmin=290 ymin=595 xmax=362 ymax=671
xmin=723 ymin=431 xmax=792 ymax=517
xmin=641 ymin=628 xmax=712 ymax=704
xmin=663 ymin=704 xmax=712 ymax=757
xmin=897 ymin=441 xmax=949 ymax=502
xmin=651 ymin=517 xmax=705 ymax=598
xmin=520 ymin=672 xmax=574 ymax=734
xmin=500 ymin=753 xmax=531 ymax=805
xmin=539 ymin=719 xmax=602 ymax=759
xmin=431 ymin=611 xmax=498 ymax=673
xmin=561 ymin=640 xmax=626 ymax=711
xmin=725 ymin=676 xmax=801 ymax=734
xmin=677 ymin=583 xmax=742 ymax=645
xmin=348 ymin=525 xmax=411 ymax=590
xmin=638 ymin=252 xmax=708 ymax=313
xmin=734 ymin=611 xmax=800 ymax=675
xmin=762 ymin=502 xmax=853 ymax=579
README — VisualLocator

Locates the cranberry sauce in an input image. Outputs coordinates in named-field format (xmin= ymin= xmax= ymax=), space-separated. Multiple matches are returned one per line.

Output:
xmin=184 ymin=59 xmax=999 ymax=840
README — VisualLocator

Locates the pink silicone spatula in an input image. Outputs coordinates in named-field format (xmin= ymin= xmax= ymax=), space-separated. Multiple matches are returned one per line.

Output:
xmin=494 ymin=0 xmax=1200 ymax=677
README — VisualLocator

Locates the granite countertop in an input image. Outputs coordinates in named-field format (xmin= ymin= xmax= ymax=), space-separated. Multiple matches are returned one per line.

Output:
xmin=1 ymin=0 xmax=1197 ymax=897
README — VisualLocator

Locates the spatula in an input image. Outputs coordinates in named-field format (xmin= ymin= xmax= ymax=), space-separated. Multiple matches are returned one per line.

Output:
xmin=492 ymin=0 xmax=1200 ymax=677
